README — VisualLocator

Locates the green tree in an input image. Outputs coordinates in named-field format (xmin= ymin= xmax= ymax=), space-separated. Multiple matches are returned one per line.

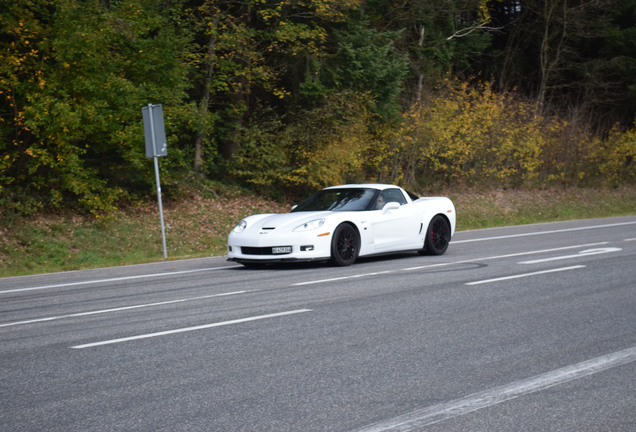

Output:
xmin=0 ymin=0 xmax=191 ymax=215
xmin=586 ymin=0 xmax=636 ymax=126
xmin=186 ymin=0 xmax=359 ymax=170
xmin=362 ymin=0 xmax=493 ymax=104
xmin=230 ymin=91 xmax=374 ymax=196
xmin=299 ymin=13 xmax=408 ymax=121
xmin=481 ymin=0 xmax=635 ymax=128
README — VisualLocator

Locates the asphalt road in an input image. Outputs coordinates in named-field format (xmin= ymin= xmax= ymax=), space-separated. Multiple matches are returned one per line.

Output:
xmin=1 ymin=216 xmax=635 ymax=431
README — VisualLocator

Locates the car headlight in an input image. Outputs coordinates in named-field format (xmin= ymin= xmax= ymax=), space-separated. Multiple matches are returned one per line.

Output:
xmin=293 ymin=218 xmax=325 ymax=232
xmin=233 ymin=220 xmax=247 ymax=233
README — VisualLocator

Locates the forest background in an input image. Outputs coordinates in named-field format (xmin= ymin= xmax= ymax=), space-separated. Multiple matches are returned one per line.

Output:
xmin=1 ymin=0 xmax=636 ymax=274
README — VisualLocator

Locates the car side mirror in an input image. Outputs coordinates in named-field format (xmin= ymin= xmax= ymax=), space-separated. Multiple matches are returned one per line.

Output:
xmin=382 ymin=202 xmax=401 ymax=213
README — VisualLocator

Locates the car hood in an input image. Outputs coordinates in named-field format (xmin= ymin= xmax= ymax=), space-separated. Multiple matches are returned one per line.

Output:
xmin=244 ymin=211 xmax=333 ymax=232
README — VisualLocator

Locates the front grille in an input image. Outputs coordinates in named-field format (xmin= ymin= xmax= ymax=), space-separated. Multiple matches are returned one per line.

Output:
xmin=241 ymin=246 xmax=292 ymax=255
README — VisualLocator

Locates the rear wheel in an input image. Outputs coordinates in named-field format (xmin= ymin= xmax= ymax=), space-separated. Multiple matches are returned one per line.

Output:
xmin=331 ymin=223 xmax=360 ymax=266
xmin=422 ymin=215 xmax=450 ymax=255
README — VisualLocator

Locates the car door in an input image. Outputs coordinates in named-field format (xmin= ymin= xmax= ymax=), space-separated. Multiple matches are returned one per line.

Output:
xmin=371 ymin=189 xmax=422 ymax=252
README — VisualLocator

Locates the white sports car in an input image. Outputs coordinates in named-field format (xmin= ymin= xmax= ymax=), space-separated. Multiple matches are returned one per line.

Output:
xmin=227 ymin=184 xmax=455 ymax=266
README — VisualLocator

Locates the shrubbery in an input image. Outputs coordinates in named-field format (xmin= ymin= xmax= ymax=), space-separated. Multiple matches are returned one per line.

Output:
xmin=2 ymin=1 xmax=634 ymax=216
xmin=229 ymin=80 xmax=635 ymax=195
xmin=230 ymin=92 xmax=373 ymax=198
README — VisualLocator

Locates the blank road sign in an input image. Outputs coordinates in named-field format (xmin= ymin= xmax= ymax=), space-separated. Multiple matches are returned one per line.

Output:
xmin=142 ymin=104 xmax=167 ymax=158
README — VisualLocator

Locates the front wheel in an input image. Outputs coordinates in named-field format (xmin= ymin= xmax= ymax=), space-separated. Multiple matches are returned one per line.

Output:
xmin=421 ymin=215 xmax=451 ymax=255
xmin=331 ymin=223 xmax=360 ymax=266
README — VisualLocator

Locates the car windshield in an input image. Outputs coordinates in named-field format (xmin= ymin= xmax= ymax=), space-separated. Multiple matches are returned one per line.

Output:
xmin=292 ymin=188 xmax=377 ymax=212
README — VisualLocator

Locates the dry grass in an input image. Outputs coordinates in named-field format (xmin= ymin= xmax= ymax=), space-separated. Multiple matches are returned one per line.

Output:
xmin=1 ymin=184 xmax=635 ymax=276
xmin=446 ymin=185 xmax=636 ymax=230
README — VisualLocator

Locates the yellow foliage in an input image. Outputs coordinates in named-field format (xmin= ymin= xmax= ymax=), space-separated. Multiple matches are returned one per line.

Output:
xmin=368 ymin=79 xmax=600 ymax=189
xmin=594 ymin=124 xmax=636 ymax=185
xmin=232 ymin=80 xmax=633 ymax=194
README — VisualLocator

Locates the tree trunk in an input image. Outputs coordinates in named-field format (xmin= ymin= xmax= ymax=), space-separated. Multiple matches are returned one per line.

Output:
xmin=193 ymin=17 xmax=220 ymax=174
xmin=538 ymin=0 xmax=567 ymax=111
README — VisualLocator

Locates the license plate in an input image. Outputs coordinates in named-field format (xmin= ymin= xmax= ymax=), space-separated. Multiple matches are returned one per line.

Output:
xmin=272 ymin=246 xmax=292 ymax=254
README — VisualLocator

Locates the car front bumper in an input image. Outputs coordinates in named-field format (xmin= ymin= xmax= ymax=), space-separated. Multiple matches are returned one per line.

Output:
xmin=227 ymin=231 xmax=333 ymax=264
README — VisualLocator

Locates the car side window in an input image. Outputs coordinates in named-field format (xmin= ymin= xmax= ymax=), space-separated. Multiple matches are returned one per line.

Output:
xmin=375 ymin=193 xmax=387 ymax=209
xmin=384 ymin=189 xmax=407 ymax=205
xmin=376 ymin=189 xmax=407 ymax=209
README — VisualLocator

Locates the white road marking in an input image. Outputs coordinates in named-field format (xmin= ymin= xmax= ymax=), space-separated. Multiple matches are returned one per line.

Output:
xmin=519 ymin=247 xmax=622 ymax=264
xmin=293 ymin=243 xmax=607 ymax=286
xmin=355 ymin=345 xmax=636 ymax=432
xmin=4 ymin=221 xmax=633 ymax=294
xmin=70 ymin=309 xmax=312 ymax=349
xmin=0 ymin=265 xmax=241 ymax=294
xmin=625 ymin=238 xmax=636 ymax=242
xmin=0 ymin=291 xmax=249 ymax=328
xmin=402 ymin=242 xmax=607 ymax=271
xmin=451 ymin=220 xmax=636 ymax=244
xmin=292 ymin=271 xmax=392 ymax=286
xmin=466 ymin=265 xmax=586 ymax=286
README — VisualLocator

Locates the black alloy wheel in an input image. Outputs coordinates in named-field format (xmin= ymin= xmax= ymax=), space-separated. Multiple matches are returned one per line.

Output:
xmin=422 ymin=215 xmax=450 ymax=255
xmin=331 ymin=223 xmax=360 ymax=266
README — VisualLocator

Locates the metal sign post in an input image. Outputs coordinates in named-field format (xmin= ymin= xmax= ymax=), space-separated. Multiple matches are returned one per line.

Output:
xmin=142 ymin=103 xmax=168 ymax=258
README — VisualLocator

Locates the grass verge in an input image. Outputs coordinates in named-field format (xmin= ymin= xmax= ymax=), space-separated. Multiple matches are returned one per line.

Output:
xmin=1 ymin=185 xmax=635 ymax=277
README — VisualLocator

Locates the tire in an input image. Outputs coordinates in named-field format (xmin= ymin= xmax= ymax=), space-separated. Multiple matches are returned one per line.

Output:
xmin=331 ymin=223 xmax=360 ymax=266
xmin=422 ymin=215 xmax=451 ymax=255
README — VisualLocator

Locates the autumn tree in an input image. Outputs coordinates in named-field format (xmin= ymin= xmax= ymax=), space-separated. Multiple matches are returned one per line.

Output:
xmin=481 ymin=0 xmax=634 ymax=127
xmin=362 ymin=0 xmax=493 ymax=104
xmin=185 ymin=0 xmax=360 ymax=173
xmin=0 ymin=0 xmax=191 ymax=215
xmin=298 ymin=11 xmax=409 ymax=121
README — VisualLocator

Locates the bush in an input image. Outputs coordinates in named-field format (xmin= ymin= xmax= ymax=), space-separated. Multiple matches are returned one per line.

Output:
xmin=229 ymin=81 xmax=636 ymax=195
xmin=593 ymin=123 xmax=636 ymax=186
xmin=230 ymin=92 xmax=373 ymax=197
xmin=369 ymin=80 xmax=615 ymax=190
